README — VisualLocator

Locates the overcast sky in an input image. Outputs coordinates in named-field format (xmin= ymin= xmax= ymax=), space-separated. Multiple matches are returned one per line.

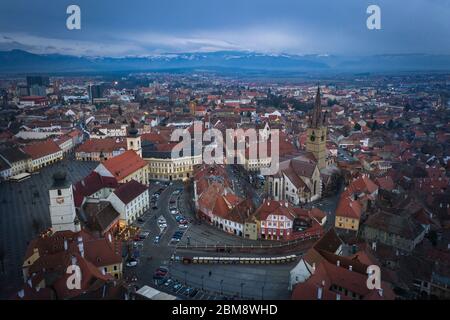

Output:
xmin=0 ymin=0 xmax=449 ymax=56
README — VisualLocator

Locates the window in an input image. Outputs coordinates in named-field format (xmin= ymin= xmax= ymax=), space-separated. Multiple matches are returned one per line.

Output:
xmin=57 ymin=189 xmax=62 ymax=196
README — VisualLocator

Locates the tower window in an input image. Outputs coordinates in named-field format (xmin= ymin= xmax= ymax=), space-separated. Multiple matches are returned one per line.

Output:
xmin=130 ymin=141 xmax=133 ymax=146
xmin=57 ymin=189 xmax=62 ymax=196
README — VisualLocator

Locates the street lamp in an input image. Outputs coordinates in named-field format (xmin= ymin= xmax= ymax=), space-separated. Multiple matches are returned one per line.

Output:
xmin=220 ymin=279 xmax=224 ymax=295
xmin=240 ymin=282 xmax=245 ymax=299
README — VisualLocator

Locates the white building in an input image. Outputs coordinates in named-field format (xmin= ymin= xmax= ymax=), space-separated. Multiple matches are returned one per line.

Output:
xmin=108 ymin=179 xmax=149 ymax=224
xmin=49 ymin=172 xmax=80 ymax=233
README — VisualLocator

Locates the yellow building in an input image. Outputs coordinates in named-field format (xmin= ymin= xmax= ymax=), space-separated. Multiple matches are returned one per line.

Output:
xmin=334 ymin=197 xmax=362 ymax=231
xmin=142 ymin=140 xmax=202 ymax=181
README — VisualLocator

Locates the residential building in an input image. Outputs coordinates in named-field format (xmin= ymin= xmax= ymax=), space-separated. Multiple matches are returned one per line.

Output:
xmin=23 ymin=140 xmax=63 ymax=172
xmin=94 ymin=150 xmax=149 ymax=185
xmin=108 ymin=180 xmax=149 ymax=224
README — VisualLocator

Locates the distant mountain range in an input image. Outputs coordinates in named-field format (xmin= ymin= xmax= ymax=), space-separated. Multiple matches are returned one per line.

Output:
xmin=1 ymin=49 xmax=450 ymax=75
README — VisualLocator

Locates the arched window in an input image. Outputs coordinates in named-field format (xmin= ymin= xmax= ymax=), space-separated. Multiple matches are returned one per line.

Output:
xmin=313 ymin=180 xmax=317 ymax=195
xmin=275 ymin=181 xmax=278 ymax=197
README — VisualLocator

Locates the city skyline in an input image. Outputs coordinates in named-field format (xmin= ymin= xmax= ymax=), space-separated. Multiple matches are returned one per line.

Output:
xmin=0 ymin=0 xmax=450 ymax=57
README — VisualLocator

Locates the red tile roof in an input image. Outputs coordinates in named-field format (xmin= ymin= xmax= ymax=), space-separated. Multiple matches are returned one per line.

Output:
xmin=254 ymin=199 xmax=296 ymax=221
xmin=73 ymin=171 xmax=118 ymax=207
xmin=23 ymin=140 xmax=61 ymax=160
xmin=113 ymin=180 xmax=148 ymax=204
xmin=76 ymin=138 xmax=126 ymax=153
xmin=348 ymin=175 xmax=378 ymax=195
xmin=100 ymin=150 xmax=147 ymax=182
xmin=336 ymin=196 xmax=362 ymax=220
xmin=375 ymin=176 xmax=395 ymax=191
xmin=291 ymin=259 xmax=395 ymax=300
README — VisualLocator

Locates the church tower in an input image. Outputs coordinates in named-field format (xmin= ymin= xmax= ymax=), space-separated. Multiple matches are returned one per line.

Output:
xmin=306 ymin=85 xmax=327 ymax=169
xmin=126 ymin=121 xmax=142 ymax=157
xmin=49 ymin=172 xmax=80 ymax=233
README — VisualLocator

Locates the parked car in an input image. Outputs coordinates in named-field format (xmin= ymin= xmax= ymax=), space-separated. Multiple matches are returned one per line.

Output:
xmin=164 ymin=279 xmax=173 ymax=287
xmin=172 ymin=283 xmax=182 ymax=292
xmin=154 ymin=236 xmax=161 ymax=244
xmin=154 ymin=267 xmax=168 ymax=277
xmin=126 ymin=259 xmax=138 ymax=267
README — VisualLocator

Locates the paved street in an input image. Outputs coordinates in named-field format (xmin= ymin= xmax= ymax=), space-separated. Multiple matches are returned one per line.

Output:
xmin=0 ymin=157 xmax=340 ymax=300
xmin=0 ymin=159 xmax=97 ymax=299
xmin=125 ymin=180 xmax=309 ymax=300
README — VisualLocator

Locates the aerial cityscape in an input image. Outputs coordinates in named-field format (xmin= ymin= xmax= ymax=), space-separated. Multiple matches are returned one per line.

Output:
xmin=0 ymin=0 xmax=450 ymax=305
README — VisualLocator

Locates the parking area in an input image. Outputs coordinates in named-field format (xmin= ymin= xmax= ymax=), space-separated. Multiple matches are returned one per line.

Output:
xmin=153 ymin=261 xmax=294 ymax=300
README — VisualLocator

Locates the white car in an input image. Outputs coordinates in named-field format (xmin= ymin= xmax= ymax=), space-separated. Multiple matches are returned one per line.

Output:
xmin=126 ymin=259 xmax=138 ymax=267
xmin=159 ymin=223 xmax=168 ymax=228
xmin=178 ymin=224 xmax=188 ymax=229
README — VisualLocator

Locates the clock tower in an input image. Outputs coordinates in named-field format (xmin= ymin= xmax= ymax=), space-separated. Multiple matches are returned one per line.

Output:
xmin=49 ymin=172 xmax=80 ymax=233
xmin=126 ymin=121 xmax=142 ymax=157
xmin=306 ymin=85 xmax=327 ymax=169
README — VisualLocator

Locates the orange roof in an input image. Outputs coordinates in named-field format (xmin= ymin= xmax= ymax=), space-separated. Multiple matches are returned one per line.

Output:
xmin=336 ymin=196 xmax=362 ymax=220
xmin=375 ymin=176 xmax=395 ymax=191
xmin=254 ymin=199 xmax=296 ymax=221
xmin=23 ymin=140 xmax=61 ymax=160
xmin=348 ymin=175 xmax=378 ymax=194
xmin=291 ymin=259 xmax=395 ymax=300
xmin=76 ymin=138 xmax=126 ymax=153
xmin=100 ymin=150 xmax=147 ymax=182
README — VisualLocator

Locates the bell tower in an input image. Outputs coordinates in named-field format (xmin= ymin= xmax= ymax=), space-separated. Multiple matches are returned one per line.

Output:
xmin=49 ymin=172 xmax=80 ymax=233
xmin=126 ymin=121 xmax=142 ymax=157
xmin=306 ymin=85 xmax=327 ymax=169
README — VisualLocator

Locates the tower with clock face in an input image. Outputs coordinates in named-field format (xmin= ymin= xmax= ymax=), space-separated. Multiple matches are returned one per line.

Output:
xmin=49 ymin=172 xmax=80 ymax=233
xmin=306 ymin=86 xmax=327 ymax=169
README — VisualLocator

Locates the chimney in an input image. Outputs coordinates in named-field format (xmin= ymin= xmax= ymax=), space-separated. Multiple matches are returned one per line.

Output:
xmin=317 ymin=287 xmax=323 ymax=300
xmin=312 ymin=263 xmax=316 ymax=274
xmin=336 ymin=294 xmax=341 ymax=300
xmin=349 ymin=265 xmax=353 ymax=271
xmin=372 ymin=241 xmax=377 ymax=251
xmin=337 ymin=260 xmax=340 ymax=267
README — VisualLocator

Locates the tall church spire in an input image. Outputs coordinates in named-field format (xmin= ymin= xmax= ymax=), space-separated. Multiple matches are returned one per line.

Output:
xmin=306 ymin=84 xmax=328 ymax=170
xmin=310 ymin=85 xmax=323 ymax=128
